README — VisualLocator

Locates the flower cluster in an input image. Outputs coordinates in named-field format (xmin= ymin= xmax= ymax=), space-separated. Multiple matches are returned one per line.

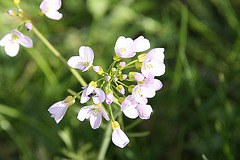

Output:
xmin=0 ymin=0 xmax=62 ymax=57
xmin=48 ymin=35 xmax=165 ymax=148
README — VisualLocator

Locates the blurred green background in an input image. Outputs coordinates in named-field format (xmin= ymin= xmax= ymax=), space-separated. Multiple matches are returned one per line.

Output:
xmin=1 ymin=0 xmax=240 ymax=159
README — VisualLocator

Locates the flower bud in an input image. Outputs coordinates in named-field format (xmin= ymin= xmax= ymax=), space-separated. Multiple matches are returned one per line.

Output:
xmin=105 ymin=76 xmax=111 ymax=82
xmin=112 ymin=68 xmax=116 ymax=72
xmin=25 ymin=22 xmax=32 ymax=31
xmin=113 ymin=77 xmax=118 ymax=82
xmin=118 ymin=97 xmax=125 ymax=105
xmin=122 ymin=74 xmax=127 ymax=80
xmin=128 ymin=85 xmax=135 ymax=93
xmin=135 ymin=62 xmax=143 ymax=70
xmin=64 ymin=96 xmax=75 ymax=107
xmin=7 ymin=9 xmax=15 ymax=16
xmin=13 ymin=0 xmax=20 ymax=4
xmin=119 ymin=61 xmax=126 ymax=69
xmin=117 ymin=85 xmax=125 ymax=95
xmin=106 ymin=92 xmax=114 ymax=104
xmin=18 ymin=8 xmax=23 ymax=13
xmin=93 ymin=66 xmax=103 ymax=75
xmin=134 ymin=72 xmax=145 ymax=82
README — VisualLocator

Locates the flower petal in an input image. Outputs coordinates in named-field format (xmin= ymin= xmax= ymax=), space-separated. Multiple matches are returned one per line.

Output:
xmin=112 ymin=128 xmax=130 ymax=148
xmin=67 ymin=56 xmax=83 ymax=69
xmin=80 ymin=89 xmax=90 ymax=104
xmin=0 ymin=33 xmax=12 ymax=46
xmin=18 ymin=35 xmax=33 ymax=48
xmin=134 ymin=36 xmax=150 ymax=52
xmin=90 ymin=113 xmax=102 ymax=129
xmin=5 ymin=41 xmax=20 ymax=57
xmin=77 ymin=106 xmax=92 ymax=121
xmin=45 ymin=10 xmax=62 ymax=20
xmin=136 ymin=104 xmax=153 ymax=120
xmin=92 ymin=88 xmax=105 ymax=104
xmin=48 ymin=101 xmax=68 ymax=124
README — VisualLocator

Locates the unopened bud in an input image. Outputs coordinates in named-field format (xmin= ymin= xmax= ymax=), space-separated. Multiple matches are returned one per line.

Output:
xmin=128 ymin=85 xmax=135 ymax=93
xmin=112 ymin=68 xmax=116 ymax=72
xmin=106 ymin=92 xmax=114 ymax=104
xmin=25 ymin=22 xmax=32 ymax=31
xmin=117 ymin=85 xmax=125 ymax=95
xmin=13 ymin=0 xmax=20 ymax=4
xmin=135 ymin=62 xmax=143 ymax=70
xmin=113 ymin=77 xmax=118 ymax=82
xmin=134 ymin=72 xmax=145 ymax=81
xmin=7 ymin=9 xmax=15 ymax=16
xmin=93 ymin=66 xmax=103 ymax=75
xmin=118 ymin=97 xmax=125 ymax=105
xmin=18 ymin=8 xmax=23 ymax=13
xmin=119 ymin=61 xmax=126 ymax=69
xmin=122 ymin=74 xmax=127 ymax=80
xmin=105 ymin=76 xmax=111 ymax=82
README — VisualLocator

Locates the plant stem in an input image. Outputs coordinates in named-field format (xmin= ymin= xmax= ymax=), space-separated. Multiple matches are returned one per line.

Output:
xmin=97 ymin=122 xmax=112 ymax=160
xmin=32 ymin=25 xmax=87 ymax=87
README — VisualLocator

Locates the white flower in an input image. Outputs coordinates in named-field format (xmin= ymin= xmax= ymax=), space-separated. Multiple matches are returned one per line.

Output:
xmin=48 ymin=96 xmax=75 ymax=124
xmin=80 ymin=82 xmax=105 ymax=104
xmin=111 ymin=121 xmax=130 ymax=148
xmin=67 ymin=46 xmax=94 ymax=72
xmin=132 ymin=84 xmax=156 ymax=104
xmin=40 ymin=0 xmax=62 ymax=20
xmin=77 ymin=104 xmax=110 ymax=129
xmin=141 ymin=48 xmax=165 ymax=78
xmin=0 ymin=30 xmax=33 ymax=57
xmin=114 ymin=36 xmax=150 ymax=58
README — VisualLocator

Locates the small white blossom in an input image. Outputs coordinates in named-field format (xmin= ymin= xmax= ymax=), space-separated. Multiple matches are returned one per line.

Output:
xmin=0 ymin=30 xmax=33 ymax=57
xmin=40 ymin=0 xmax=62 ymax=20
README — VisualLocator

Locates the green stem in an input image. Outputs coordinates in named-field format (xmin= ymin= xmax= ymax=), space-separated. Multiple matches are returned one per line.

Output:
xmin=97 ymin=122 xmax=112 ymax=160
xmin=108 ymin=104 xmax=115 ymax=121
xmin=124 ymin=59 xmax=138 ymax=68
xmin=32 ymin=25 xmax=87 ymax=87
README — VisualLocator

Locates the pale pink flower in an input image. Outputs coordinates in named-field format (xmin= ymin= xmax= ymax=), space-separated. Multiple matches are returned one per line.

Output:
xmin=136 ymin=104 xmax=153 ymax=119
xmin=40 ymin=0 xmax=62 ymax=20
xmin=141 ymin=48 xmax=165 ymax=78
xmin=105 ymin=76 xmax=111 ymax=81
xmin=132 ymin=84 xmax=156 ymax=104
xmin=67 ymin=46 xmax=94 ymax=72
xmin=143 ymin=73 xmax=163 ymax=91
xmin=0 ymin=30 xmax=33 ymax=57
xmin=80 ymin=84 xmax=105 ymax=104
xmin=48 ymin=96 xmax=75 ymax=124
xmin=77 ymin=104 xmax=110 ymax=129
xmin=111 ymin=121 xmax=130 ymax=148
xmin=121 ymin=95 xmax=138 ymax=119
xmin=114 ymin=36 xmax=150 ymax=58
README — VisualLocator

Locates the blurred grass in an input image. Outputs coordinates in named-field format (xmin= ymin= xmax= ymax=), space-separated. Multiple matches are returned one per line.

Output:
xmin=0 ymin=0 xmax=240 ymax=159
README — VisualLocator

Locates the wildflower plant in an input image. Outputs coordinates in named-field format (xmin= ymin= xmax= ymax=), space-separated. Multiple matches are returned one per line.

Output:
xmin=0 ymin=0 xmax=165 ymax=155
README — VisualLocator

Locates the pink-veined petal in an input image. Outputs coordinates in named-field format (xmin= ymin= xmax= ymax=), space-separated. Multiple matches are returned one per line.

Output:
xmin=99 ymin=107 xmax=110 ymax=121
xmin=40 ymin=0 xmax=47 ymax=13
xmin=48 ymin=101 xmax=68 ymax=124
xmin=112 ymin=128 xmax=130 ymax=148
xmin=136 ymin=104 xmax=153 ymax=120
xmin=90 ymin=113 xmax=102 ymax=129
xmin=18 ymin=35 xmax=33 ymax=48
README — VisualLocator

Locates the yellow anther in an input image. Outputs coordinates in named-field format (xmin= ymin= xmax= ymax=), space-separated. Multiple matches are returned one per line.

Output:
xmin=111 ymin=121 xmax=120 ymax=129
xmin=138 ymin=54 xmax=146 ymax=62
xmin=89 ymin=81 xmax=97 ymax=88
xmin=64 ymin=96 xmax=75 ymax=107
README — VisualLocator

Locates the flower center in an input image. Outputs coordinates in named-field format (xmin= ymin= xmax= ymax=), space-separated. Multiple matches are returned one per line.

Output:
xmin=92 ymin=108 xmax=100 ymax=115
xmin=135 ymin=88 xmax=143 ymax=96
xmin=119 ymin=47 xmax=126 ymax=53
xmin=83 ymin=62 xmax=90 ymax=67
xmin=146 ymin=62 xmax=153 ymax=69
xmin=12 ymin=34 xmax=19 ymax=43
